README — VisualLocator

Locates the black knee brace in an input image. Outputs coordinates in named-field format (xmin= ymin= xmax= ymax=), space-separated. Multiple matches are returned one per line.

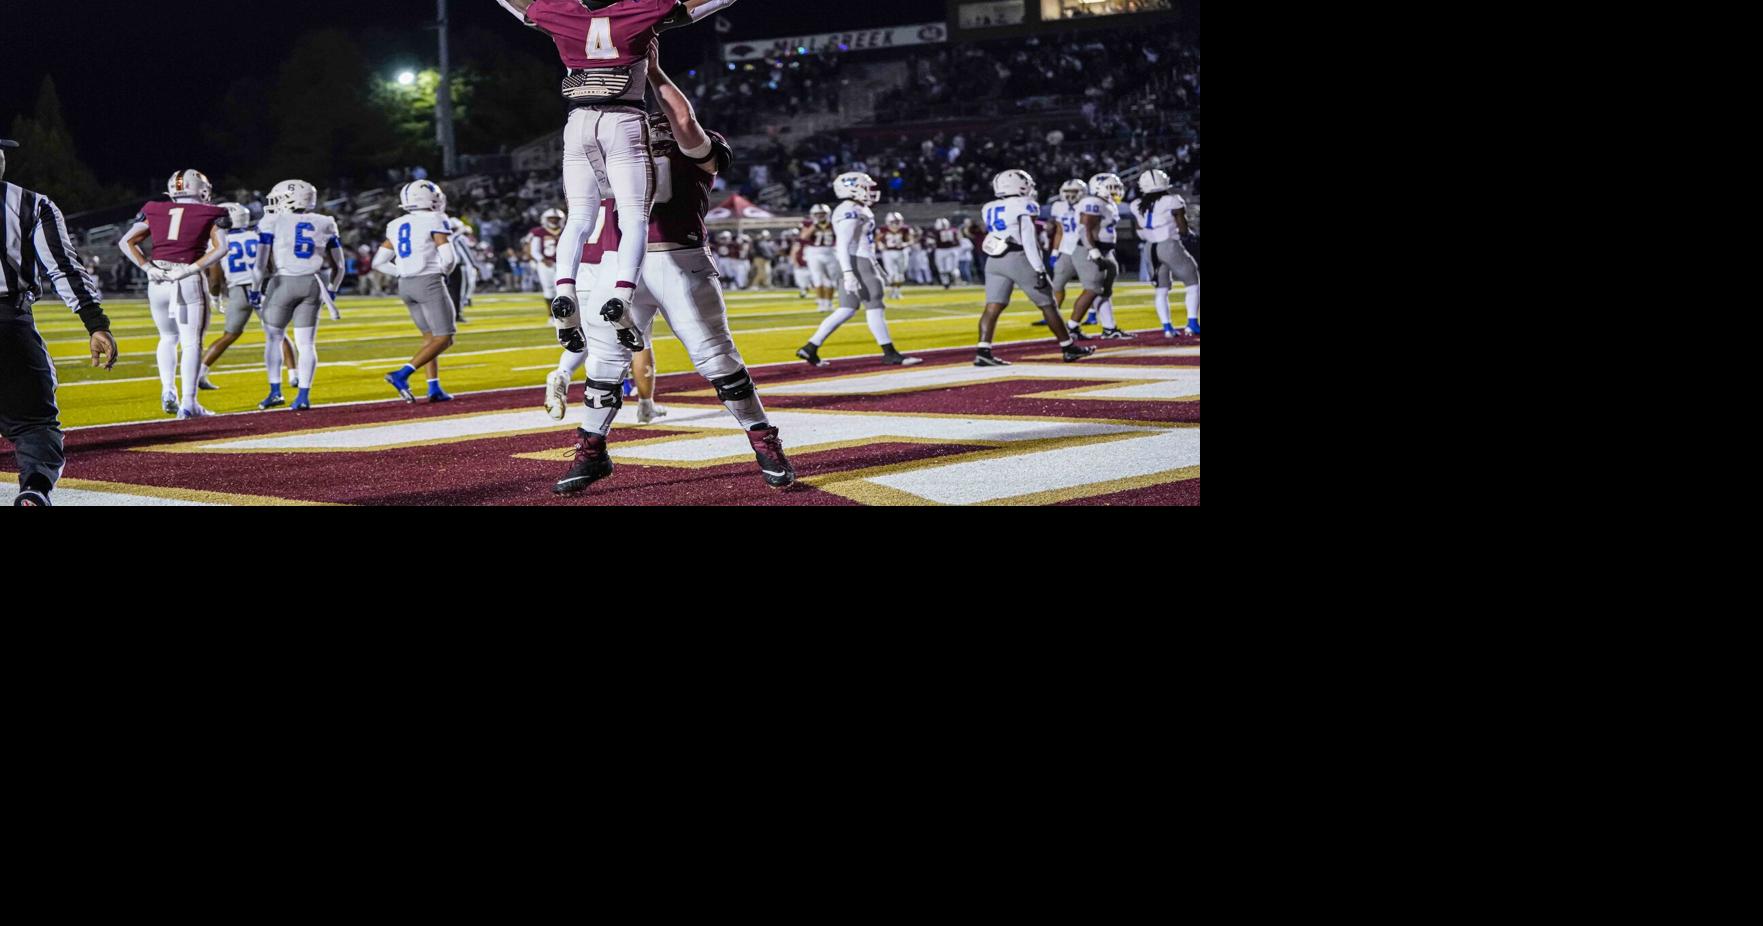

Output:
xmin=585 ymin=379 xmax=624 ymax=410
xmin=711 ymin=369 xmax=756 ymax=402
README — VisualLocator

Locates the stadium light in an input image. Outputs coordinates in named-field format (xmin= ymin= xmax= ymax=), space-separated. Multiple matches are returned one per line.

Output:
xmin=398 ymin=71 xmax=418 ymax=87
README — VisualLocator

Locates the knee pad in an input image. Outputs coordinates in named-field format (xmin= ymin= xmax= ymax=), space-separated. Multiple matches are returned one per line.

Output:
xmin=584 ymin=378 xmax=624 ymax=410
xmin=711 ymin=369 xmax=756 ymax=402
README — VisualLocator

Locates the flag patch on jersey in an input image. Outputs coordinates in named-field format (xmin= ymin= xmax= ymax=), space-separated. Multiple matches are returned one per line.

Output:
xmin=562 ymin=66 xmax=636 ymax=103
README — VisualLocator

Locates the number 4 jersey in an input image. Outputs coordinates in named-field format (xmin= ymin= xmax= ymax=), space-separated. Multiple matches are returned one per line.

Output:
xmin=137 ymin=201 xmax=231 ymax=265
xmin=261 ymin=211 xmax=341 ymax=277
xmin=526 ymin=0 xmax=676 ymax=68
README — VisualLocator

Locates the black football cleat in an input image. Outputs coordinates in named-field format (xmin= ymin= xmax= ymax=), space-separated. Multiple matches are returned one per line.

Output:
xmin=1069 ymin=325 xmax=1094 ymax=341
xmin=797 ymin=343 xmax=826 ymax=368
xmin=974 ymin=350 xmax=1013 ymax=367
xmin=1101 ymin=327 xmax=1136 ymax=340
xmin=747 ymin=425 xmax=796 ymax=489
xmin=1062 ymin=344 xmax=1096 ymax=363
xmin=554 ymin=429 xmax=615 ymax=496
xmin=881 ymin=345 xmax=922 ymax=366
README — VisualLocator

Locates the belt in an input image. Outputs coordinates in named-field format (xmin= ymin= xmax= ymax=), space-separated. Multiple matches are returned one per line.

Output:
xmin=569 ymin=101 xmax=646 ymax=116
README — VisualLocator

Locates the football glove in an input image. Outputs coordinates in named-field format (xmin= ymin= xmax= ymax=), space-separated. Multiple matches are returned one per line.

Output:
xmin=843 ymin=270 xmax=861 ymax=294
xmin=558 ymin=325 xmax=585 ymax=354
xmin=146 ymin=267 xmax=172 ymax=284
xmin=247 ymin=288 xmax=263 ymax=308
xmin=616 ymin=327 xmax=645 ymax=352
xmin=1087 ymin=248 xmax=1103 ymax=261
xmin=1034 ymin=272 xmax=1052 ymax=292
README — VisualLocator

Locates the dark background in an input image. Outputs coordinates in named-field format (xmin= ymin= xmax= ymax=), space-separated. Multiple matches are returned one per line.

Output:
xmin=0 ymin=1 xmax=945 ymax=199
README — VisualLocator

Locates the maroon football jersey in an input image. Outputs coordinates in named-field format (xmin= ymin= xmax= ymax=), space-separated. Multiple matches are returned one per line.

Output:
xmin=140 ymin=201 xmax=228 ymax=264
xmin=580 ymin=200 xmax=623 ymax=265
xmin=881 ymin=228 xmax=909 ymax=250
xmin=528 ymin=0 xmax=674 ymax=69
xmin=803 ymin=222 xmax=836 ymax=248
xmin=649 ymin=140 xmax=714 ymax=248
xmin=531 ymin=226 xmax=561 ymax=265
xmin=936 ymin=228 xmax=963 ymax=248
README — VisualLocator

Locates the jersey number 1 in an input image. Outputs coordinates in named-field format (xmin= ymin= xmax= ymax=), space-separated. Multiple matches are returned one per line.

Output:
xmin=167 ymin=207 xmax=186 ymax=241
xmin=585 ymin=18 xmax=619 ymax=60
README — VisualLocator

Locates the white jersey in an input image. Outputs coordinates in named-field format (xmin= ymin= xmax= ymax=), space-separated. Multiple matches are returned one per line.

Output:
xmin=222 ymin=228 xmax=261 ymax=287
xmin=1077 ymin=195 xmax=1120 ymax=246
xmin=982 ymin=195 xmax=1045 ymax=268
xmin=260 ymin=210 xmax=341 ymax=277
xmin=833 ymin=200 xmax=877 ymax=266
xmin=1131 ymin=194 xmax=1186 ymax=244
xmin=1048 ymin=199 xmax=1082 ymax=256
xmin=385 ymin=211 xmax=453 ymax=277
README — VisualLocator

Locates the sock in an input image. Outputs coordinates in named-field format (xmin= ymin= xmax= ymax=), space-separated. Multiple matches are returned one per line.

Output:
xmin=294 ymin=327 xmax=318 ymax=389
xmin=428 ymin=378 xmax=443 ymax=394
xmin=810 ymin=307 xmax=857 ymax=347
xmin=179 ymin=322 xmax=205 ymax=408
xmin=557 ymin=349 xmax=587 ymax=376
xmin=1154 ymin=288 xmax=1172 ymax=327
xmin=1099 ymin=299 xmax=1116 ymax=329
xmin=199 ymin=363 xmax=211 ymax=382
xmin=977 ymin=341 xmax=993 ymax=351
xmin=1185 ymin=283 xmax=1199 ymax=324
xmin=263 ymin=325 xmax=286 ymax=386
xmin=157 ymin=333 xmax=178 ymax=396
xmin=724 ymin=394 xmax=770 ymax=430
xmin=866 ymin=309 xmax=894 ymax=349
xmin=1059 ymin=338 xmax=1073 ymax=348
xmin=396 ymin=364 xmax=416 ymax=380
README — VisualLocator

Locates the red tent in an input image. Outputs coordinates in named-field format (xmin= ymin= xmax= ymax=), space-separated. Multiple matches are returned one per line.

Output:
xmin=706 ymin=195 xmax=775 ymax=222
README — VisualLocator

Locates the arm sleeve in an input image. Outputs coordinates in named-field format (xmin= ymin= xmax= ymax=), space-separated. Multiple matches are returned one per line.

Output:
xmin=834 ymin=214 xmax=860 ymax=273
xmin=496 ymin=0 xmax=538 ymax=26
xmin=689 ymin=0 xmax=738 ymax=21
xmin=437 ymin=233 xmax=460 ymax=275
xmin=373 ymin=245 xmax=401 ymax=278
xmin=528 ymin=235 xmax=543 ymax=263
xmin=1018 ymin=213 xmax=1044 ymax=269
xmin=33 ymin=196 xmax=111 ymax=332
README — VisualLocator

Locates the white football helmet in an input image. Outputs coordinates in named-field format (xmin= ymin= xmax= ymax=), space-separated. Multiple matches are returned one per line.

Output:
xmin=167 ymin=170 xmax=213 ymax=203
xmin=272 ymin=179 xmax=318 ymax=211
xmin=541 ymin=208 xmax=566 ymax=230
xmin=833 ymin=171 xmax=877 ymax=204
xmin=993 ymin=169 xmax=1036 ymax=199
xmin=1089 ymin=173 xmax=1126 ymax=204
xmin=1138 ymin=169 xmax=1172 ymax=195
xmin=809 ymin=203 xmax=832 ymax=223
xmin=399 ymin=180 xmax=445 ymax=212
xmin=934 ymin=217 xmax=951 ymax=230
xmin=717 ymin=230 xmax=734 ymax=243
xmin=886 ymin=212 xmax=906 ymax=228
xmin=219 ymin=202 xmax=252 ymax=230
xmin=1060 ymin=179 xmax=1087 ymax=205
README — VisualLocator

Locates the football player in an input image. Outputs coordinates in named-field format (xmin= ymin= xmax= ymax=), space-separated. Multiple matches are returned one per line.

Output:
xmin=879 ymin=212 xmax=910 ymax=301
xmin=974 ymin=169 xmax=1093 ymax=366
xmin=794 ymin=173 xmax=920 ymax=368
xmin=543 ymin=196 xmax=666 ymax=426
xmin=1063 ymin=173 xmax=1128 ymax=340
xmin=530 ymin=207 xmax=566 ymax=311
xmin=1133 ymin=169 xmax=1201 ymax=337
xmin=194 ymin=202 xmax=264 ymax=393
xmin=258 ymin=179 xmax=345 ymax=411
xmin=551 ymin=42 xmax=793 ymax=496
xmin=1046 ymin=179 xmax=1087 ymax=316
xmin=500 ymin=0 xmax=736 ymax=358
xmin=932 ymin=218 xmax=963 ymax=289
xmin=446 ymin=216 xmax=479 ymax=324
xmin=800 ymin=203 xmax=839 ymax=311
xmin=373 ymin=180 xmax=459 ymax=404
xmin=117 ymin=170 xmax=232 ymax=418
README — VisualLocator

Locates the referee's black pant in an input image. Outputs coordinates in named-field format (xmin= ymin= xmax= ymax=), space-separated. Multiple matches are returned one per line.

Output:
xmin=0 ymin=296 xmax=64 ymax=495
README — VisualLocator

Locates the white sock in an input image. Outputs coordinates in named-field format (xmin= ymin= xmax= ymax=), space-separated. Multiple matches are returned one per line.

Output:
xmin=810 ymin=307 xmax=857 ymax=347
xmin=179 ymin=322 xmax=205 ymax=408
xmin=157 ymin=334 xmax=178 ymax=396
xmin=1099 ymin=299 xmax=1115 ymax=330
xmin=294 ymin=327 xmax=318 ymax=388
xmin=1185 ymin=283 xmax=1199 ymax=324
xmin=199 ymin=363 xmax=211 ymax=382
xmin=263 ymin=326 xmax=286 ymax=385
xmin=557 ymin=349 xmax=587 ymax=376
xmin=1154 ymin=288 xmax=1172 ymax=326
xmin=866 ymin=309 xmax=894 ymax=348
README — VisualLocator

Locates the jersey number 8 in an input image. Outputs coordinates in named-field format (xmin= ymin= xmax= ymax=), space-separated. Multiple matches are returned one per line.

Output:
xmin=398 ymin=223 xmax=414 ymax=258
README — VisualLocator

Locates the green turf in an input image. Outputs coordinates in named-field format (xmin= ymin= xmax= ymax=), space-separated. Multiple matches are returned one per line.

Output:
xmin=39 ymin=281 xmax=1186 ymax=428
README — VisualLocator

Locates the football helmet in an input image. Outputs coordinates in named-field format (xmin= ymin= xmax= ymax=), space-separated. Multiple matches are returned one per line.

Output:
xmin=1138 ymin=169 xmax=1172 ymax=195
xmin=400 ymin=180 xmax=445 ymax=212
xmin=167 ymin=170 xmax=213 ymax=203
xmin=542 ymin=208 xmax=566 ymax=230
xmin=810 ymin=203 xmax=832 ymax=223
xmin=993 ymin=169 xmax=1036 ymax=199
xmin=1089 ymin=173 xmax=1126 ymax=204
xmin=220 ymin=202 xmax=252 ymax=230
xmin=833 ymin=171 xmax=877 ymax=204
xmin=886 ymin=212 xmax=905 ymax=228
xmin=1060 ymin=179 xmax=1087 ymax=205
xmin=272 ymin=179 xmax=318 ymax=211
xmin=717 ymin=230 xmax=734 ymax=244
xmin=934 ymin=218 xmax=951 ymax=231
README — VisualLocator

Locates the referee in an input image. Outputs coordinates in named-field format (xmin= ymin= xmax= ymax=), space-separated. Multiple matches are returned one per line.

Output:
xmin=1 ymin=137 xmax=119 ymax=507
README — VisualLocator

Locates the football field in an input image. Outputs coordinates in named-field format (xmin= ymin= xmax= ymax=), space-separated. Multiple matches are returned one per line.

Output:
xmin=9 ymin=282 xmax=1199 ymax=506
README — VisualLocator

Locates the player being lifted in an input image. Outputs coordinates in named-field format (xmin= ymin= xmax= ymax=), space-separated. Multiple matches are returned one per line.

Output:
xmin=551 ymin=41 xmax=792 ymax=496
xmin=530 ymin=208 xmax=566 ymax=312
xmin=542 ymin=196 xmax=666 ymax=426
xmin=373 ymin=180 xmax=459 ymax=404
xmin=1132 ymin=169 xmax=1201 ymax=338
xmin=117 ymin=170 xmax=232 ymax=418
xmin=794 ymin=173 xmax=921 ymax=369
xmin=932 ymin=218 xmax=963 ymax=289
xmin=194 ymin=203 xmax=268 ymax=393
xmin=1064 ymin=173 xmax=1130 ymax=340
xmin=498 ymin=0 xmax=736 ymax=359
xmin=800 ymin=204 xmax=839 ymax=312
xmin=258 ymin=179 xmax=344 ymax=411
xmin=879 ymin=212 xmax=910 ymax=301
xmin=974 ymin=169 xmax=1094 ymax=367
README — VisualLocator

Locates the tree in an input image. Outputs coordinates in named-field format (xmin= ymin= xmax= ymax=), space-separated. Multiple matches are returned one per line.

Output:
xmin=4 ymin=77 xmax=122 ymax=213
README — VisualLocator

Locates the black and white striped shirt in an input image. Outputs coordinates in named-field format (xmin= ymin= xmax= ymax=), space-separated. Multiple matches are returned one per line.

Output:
xmin=1 ymin=181 xmax=110 ymax=333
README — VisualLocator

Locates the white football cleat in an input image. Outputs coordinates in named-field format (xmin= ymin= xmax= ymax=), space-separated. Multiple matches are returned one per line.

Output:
xmin=175 ymin=405 xmax=215 ymax=420
xmin=544 ymin=370 xmax=570 ymax=421
xmin=637 ymin=398 xmax=668 ymax=425
xmin=198 ymin=375 xmax=220 ymax=391
xmin=162 ymin=391 xmax=180 ymax=416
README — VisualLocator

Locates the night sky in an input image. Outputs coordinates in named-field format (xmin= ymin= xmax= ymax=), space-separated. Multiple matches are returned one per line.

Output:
xmin=0 ymin=0 xmax=947 ymax=187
